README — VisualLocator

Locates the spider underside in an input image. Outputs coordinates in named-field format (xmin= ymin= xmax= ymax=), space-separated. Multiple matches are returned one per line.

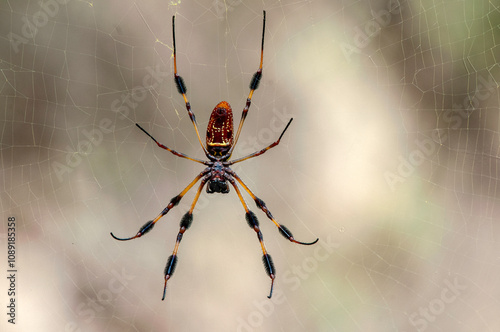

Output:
xmin=110 ymin=11 xmax=319 ymax=300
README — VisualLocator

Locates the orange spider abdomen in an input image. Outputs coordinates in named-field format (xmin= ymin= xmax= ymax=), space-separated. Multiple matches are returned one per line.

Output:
xmin=206 ymin=101 xmax=234 ymax=156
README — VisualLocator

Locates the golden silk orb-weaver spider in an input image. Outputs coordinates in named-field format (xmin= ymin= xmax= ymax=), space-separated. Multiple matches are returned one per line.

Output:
xmin=110 ymin=11 xmax=319 ymax=300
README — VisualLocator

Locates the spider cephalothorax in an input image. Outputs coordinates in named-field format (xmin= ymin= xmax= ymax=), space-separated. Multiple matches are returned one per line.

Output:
xmin=206 ymin=160 xmax=229 ymax=194
xmin=111 ymin=11 xmax=318 ymax=301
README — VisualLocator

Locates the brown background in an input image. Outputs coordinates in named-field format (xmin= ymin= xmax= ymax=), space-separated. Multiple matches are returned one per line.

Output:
xmin=1 ymin=0 xmax=499 ymax=331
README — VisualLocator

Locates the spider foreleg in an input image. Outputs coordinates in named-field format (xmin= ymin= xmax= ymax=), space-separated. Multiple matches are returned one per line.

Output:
xmin=229 ymin=11 xmax=267 ymax=157
xmin=171 ymin=15 xmax=210 ymax=157
xmin=135 ymin=124 xmax=207 ymax=165
xmin=110 ymin=170 xmax=208 ymax=241
xmin=162 ymin=177 xmax=206 ymax=300
xmin=226 ymin=118 xmax=293 ymax=165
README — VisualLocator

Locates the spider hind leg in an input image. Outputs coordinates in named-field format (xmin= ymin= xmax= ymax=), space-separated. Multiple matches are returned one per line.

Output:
xmin=110 ymin=220 xmax=155 ymax=241
xmin=162 ymin=211 xmax=194 ymax=300
xmin=246 ymin=211 xmax=276 ymax=298
xmin=162 ymin=180 xmax=205 ymax=300
xmin=254 ymin=197 xmax=319 ymax=245
xmin=231 ymin=179 xmax=276 ymax=298
xmin=262 ymin=253 xmax=275 ymax=298
xmin=229 ymin=171 xmax=319 ymax=245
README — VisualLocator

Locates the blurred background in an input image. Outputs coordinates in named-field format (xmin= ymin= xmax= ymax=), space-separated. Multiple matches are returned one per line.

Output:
xmin=1 ymin=0 xmax=499 ymax=331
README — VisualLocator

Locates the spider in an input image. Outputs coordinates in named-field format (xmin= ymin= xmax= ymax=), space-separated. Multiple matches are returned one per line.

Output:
xmin=110 ymin=11 xmax=318 ymax=300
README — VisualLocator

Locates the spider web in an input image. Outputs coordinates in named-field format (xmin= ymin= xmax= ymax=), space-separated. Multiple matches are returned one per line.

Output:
xmin=1 ymin=0 xmax=500 ymax=331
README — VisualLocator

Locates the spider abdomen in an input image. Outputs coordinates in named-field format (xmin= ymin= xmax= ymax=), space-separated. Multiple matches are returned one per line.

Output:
xmin=206 ymin=101 xmax=234 ymax=157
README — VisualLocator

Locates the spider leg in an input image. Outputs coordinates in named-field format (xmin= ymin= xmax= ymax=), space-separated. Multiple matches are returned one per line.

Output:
xmin=227 ymin=118 xmax=293 ymax=165
xmin=162 ymin=176 xmax=208 ymax=300
xmin=136 ymin=124 xmax=208 ymax=165
xmin=172 ymin=15 xmax=210 ymax=157
xmin=228 ymin=11 xmax=266 ymax=157
xmin=110 ymin=169 xmax=209 ymax=241
xmin=226 ymin=175 xmax=276 ymax=299
xmin=227 ymin=169 xmax=319 ymax=246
